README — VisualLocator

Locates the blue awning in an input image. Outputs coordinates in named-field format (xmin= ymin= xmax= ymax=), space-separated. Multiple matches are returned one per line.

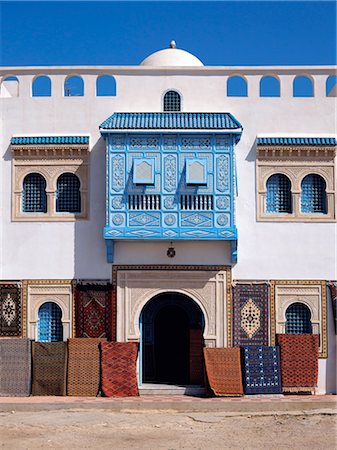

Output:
xmin=11 ymin=136 xmax=89 ymax=145
xmin=257 ymin=137 xmax=336 ymax=146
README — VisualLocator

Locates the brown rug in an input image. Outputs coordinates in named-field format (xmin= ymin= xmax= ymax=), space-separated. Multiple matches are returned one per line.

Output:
xmin=277 ymin=334 xmax=318 ymax=392
xmin=203 ymin=348 xmax=243 ymax=396
xmin=0 ymin=338 xmax=31 ymax=396
xmin=101 ymin=342 xmax=139 ymax=397
xmin=32 ymin=342 xmax=67 ymax=396
xmin=67 ymin=338 xmax=106 ymax=396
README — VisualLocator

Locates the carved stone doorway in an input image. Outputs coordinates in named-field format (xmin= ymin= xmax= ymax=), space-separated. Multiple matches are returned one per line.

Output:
xmin=141 ymin=292 xmax=205 ymax=385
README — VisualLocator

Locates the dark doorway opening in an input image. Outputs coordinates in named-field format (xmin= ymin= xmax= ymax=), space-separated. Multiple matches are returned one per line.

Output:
xmin=141 ymin=292 xmax=204 ymax=385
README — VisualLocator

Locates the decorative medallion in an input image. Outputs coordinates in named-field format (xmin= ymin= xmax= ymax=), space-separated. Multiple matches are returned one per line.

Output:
xmin=129 ymin=212 xmax=160 ymax=227
xmin=111 ymin=214 xmax=124 ymax=226
xmin=164 ymin=214 xmax=176 ymax=226
xmin=241 ymin=299 xmax=261 ymax=339
xmin=111 ymin=196 xmax=123 ymax=209
xmin=216 ymin=196 xmax=230 ymax=210
xmin=2 ymin=294 xmax=16 ymax=326
xmin=217 ymin=214 xmax=229 ymax=226
xmin=164 ymin=196 xmax=175 ymax=209
xmin=181 ymin=212 xmax=212 ymax=227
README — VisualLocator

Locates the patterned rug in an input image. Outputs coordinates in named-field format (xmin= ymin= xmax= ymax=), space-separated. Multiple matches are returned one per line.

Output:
xmin=242 ymin=346 xmax=282 ymax=394
xmin=75 ymin=284 xmax=114 ymax=340
xmin=203 ymin=348 xmax=243 ymax=397
xmin=0 ymin=283 xmax=21 ymax=336
xmin=277 ymin=334 xmax=318 ymax=392
xmin=32 ymin=342 xmax=67 ymax=396
xmin=67 ymin=338 xmax=106 ymax=397
xmin=328 ymin=282 xmax=337 ymax=334
xmin=101 ymin=342 xmax=139 ymax=397
xmin=232 ymin=283 xmax=269 ymax=347
xmin=0 ymin=338 xmax=31 ymax=396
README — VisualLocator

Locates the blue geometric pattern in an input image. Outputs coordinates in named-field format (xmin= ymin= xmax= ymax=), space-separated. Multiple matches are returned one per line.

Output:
xmin=257 ymin=137 xmax=336 ymax=146
xmin=285 ymin=302 xmax=312 ymax=334
xmin=11 ymin=136 xmax=89 ymax=145
xmin=163 ymin=91 xmax=181 ymax=112
xmin=38 ymin=302 xmax=63 ymax=342
xmin=301 ymin=174 xmax=326 ymax=214
xmin=56 ymin=173 xmax=81 ymax=213
xmin=22 ymin=173 xmax=47 ymax=213
xmin=266 ymin=174 xmax=292 ymax=213
xmin=242 ymin=346 xmax=282 ymax=394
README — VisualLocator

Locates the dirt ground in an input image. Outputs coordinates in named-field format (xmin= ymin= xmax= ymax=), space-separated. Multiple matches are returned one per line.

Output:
xmin=0 ymin=409 xmax=336 ymax=450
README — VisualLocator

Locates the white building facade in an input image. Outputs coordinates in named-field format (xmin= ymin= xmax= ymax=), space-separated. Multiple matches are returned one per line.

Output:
xmin=1 ymin=43 xmax=336 ymax=393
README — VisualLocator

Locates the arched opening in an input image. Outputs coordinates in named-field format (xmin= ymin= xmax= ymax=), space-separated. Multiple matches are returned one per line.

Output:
xmin=56 ymin=173 xmax=81 ymax=213
xmin=326 ymin=75 xmax=337 ymax=97
xmin=163 ymin=90 xmax=181 ymax=111
xmin=22 ymin=173 xmax=47 ymax=213
xmin=260 ymin=75 xmax=280 ymax=97
xmin=285 ymin=302 xmax=312 ymax=334
xmin=38 ymin=301 xmax=63 ymax=342
xmin=141 ymin=292 xmax=204 ymax=385
xmin=96 ymin=75 xmax=116 ymax=96
xmin=1 ymin=76 xmax=19 ymax=97
xmin=266 ymin=173 xmax=292 ymax=213
xmin=300 ymin=174 xmax=327 ymax=214
xmin=64 ymin=75 xmax=84 ymax=96
xmin=293 ymin=75 xmax=313 ymax=97
xmin=32 ymin=75 xmax=51 ymax=97
xmin=227 ymin=76 xmax=247 ymax=97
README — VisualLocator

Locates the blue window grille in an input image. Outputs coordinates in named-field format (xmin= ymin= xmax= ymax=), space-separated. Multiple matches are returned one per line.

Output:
xmin=56 ymin=173 xmax=81 ymax=213
xmin=301 ymin=174 xmax=326 ymax=214
xmin=266 ymin=174 xmax=292 ymax=213
xmin=22 ymin=173 xmax=47 ymax=213
xmin=285 ymin=302 xmax=312 ymax=334
xmin=163 ymin=91 xmax=181 ymax=111
xmin=38 ymin=302 xmax=63 ymax=342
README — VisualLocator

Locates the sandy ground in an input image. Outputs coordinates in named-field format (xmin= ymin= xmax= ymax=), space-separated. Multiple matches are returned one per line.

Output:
xmin=0 ymin=409 xmax=336 ymax=450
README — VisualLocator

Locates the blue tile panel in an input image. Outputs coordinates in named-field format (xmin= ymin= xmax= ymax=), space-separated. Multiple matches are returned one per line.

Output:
xmin=242 ymin=346 xmax=282 ymax=394
xmin=257 ymin=137 xmax=336 ymax=146
xmin=100 ymin=113 xmax=242 ymax=130
xmin=11 ymin=136 xmax=89 ymax=145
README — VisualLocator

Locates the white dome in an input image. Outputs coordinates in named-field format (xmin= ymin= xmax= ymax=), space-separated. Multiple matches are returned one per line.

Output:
xmin=140 ymin=41 xmax=204 ymax=67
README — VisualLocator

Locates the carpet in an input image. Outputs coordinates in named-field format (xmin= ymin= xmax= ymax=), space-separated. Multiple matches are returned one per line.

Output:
xmin=75 ymin=284 xmax=113 ymax=340
xmin=277 ymin=334 xmax=318 ymax=392
xmin=203 ymin=348 xmax=243 ymax=397
xmin=0 ymin=338 xmax=31 ymax=396
xmin=101 ymin=342 xmax=139 ymax=397
xmin=32 ymin=342 xmax=67 ymax=396
xmin=0 ymin=283 xmax=21 ymax=336
xmin=67 ymin=338 xmax=106 ymax=396
xmin=232 ymin=283 xmax=269 ymax=347
xmin=242 ymin=346 xmax=282 ymax=394
xmin=329 ymin=282 xmax=337 ymax=334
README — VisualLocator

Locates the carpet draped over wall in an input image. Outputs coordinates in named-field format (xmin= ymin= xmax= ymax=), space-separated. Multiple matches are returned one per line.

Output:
xmin=232 ymin=283 xmax=269 ymax=347
xmin=0 ymin=283 xmax=21 ymax=336
xmin=328 ymin=282 xmax=337 ymax=334
xmin=242 ymin=345 xmax=282 ymax=394
xmin=75 ymin=284 xmax=114 ymax=340
xmin=0 ymin=338 xmax=31 ymax=396
xmin=67 ymin=338 xmax=106 ymax=396
xmin=203 ymin=348 xmax=243 ymax=396
xmin=101 ymin=342 xmax=139 ymax=397
xmin=32 ymin=342 xmax=67 ymax=396
xmin=277 ymin=334 xmax=318 ymax=392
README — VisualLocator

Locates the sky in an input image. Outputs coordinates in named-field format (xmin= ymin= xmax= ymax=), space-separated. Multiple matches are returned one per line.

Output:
xmin=0 ymin=1 xmax=336 ymax=67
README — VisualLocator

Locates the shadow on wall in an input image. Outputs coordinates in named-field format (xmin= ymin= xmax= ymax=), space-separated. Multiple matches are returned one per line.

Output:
xmin=326 ymin=287 xmax=337 ymax=393
xmin=74 ymin=136 xmax=110 ymax=279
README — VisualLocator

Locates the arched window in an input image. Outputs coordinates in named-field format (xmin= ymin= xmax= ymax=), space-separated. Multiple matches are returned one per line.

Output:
xmin=285 ymin=302 xmax=312 ymax=334
xmin=260 ymin=76 xmax=280 ymax=97
xmin=22 ymin=173 xmax=47 ymax=213
xmin=326 ymin=75 xmax=337 ymax=97
xmin=32 ymin=76 xmax=51 ymax=97
xmin=293 ymin=75 xmax=313 ymax=97
xmin=266 ymin=174 xmax=292 ymax=213
xmin=227 ymin=76 xmax=247 ymax=97
xmin=163 ymin=90 xmax=181 ymax=111
xmin=1 ymin=76 xmax=19 ymax=97
xmin=301 ymin=174 xmax=326 ymax=214
xmin=96 ymin=75 xmax=116 ymax=96
xmin=56 ymin=173 xmax=81 ymax=213
xmin=38 ymin=302 xmax=63 ymax=342
xmin=64 ymin=75 xmax=84 ymax=96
